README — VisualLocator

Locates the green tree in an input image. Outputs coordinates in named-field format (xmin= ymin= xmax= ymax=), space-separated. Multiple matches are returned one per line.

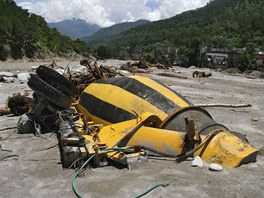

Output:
xmin=95 ymin=45 xmax=112 ymax=59
xmin=0 ymin=0 xmax=88 ymax=61
xmin=142 ymin=52 xmax=154 ymax=63
xmin=84 ymin=0 xmax=264 ymax=67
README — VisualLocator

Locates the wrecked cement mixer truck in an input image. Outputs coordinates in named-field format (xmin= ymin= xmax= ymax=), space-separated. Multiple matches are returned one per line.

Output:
xmin=18 ymin=65 xmax=258 ymax=169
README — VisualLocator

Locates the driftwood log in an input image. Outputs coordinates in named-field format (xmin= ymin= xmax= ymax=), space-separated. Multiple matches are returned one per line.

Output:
xmin=131 ymin=60 xmax=148 ymax=69
xmin=194 ymin=103 xmax=252 ymax=108
xmin=156 ymin=73 xmax=188 ymax=79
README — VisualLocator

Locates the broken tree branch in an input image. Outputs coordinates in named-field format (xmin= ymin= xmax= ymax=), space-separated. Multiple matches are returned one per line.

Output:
xmin=156 ymin=73 xmax=188 ymax=79
xmin=0 ymin=107 xmax=11 ymax=115
xmin=0 ymin=126 xmax=17 ymax=132
xmin=194 ymin=103 xmax=252 ymax=108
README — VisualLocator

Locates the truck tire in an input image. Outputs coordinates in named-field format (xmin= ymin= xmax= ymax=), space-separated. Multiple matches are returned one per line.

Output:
xmin=36 ymin=65 xmax=77 ymax=96
xmin=28 ymin=75 xmax=71 ymax=109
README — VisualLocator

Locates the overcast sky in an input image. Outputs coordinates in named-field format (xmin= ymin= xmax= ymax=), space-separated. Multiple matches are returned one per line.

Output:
xmin=14 ymin=0 xmax=210 ymax=27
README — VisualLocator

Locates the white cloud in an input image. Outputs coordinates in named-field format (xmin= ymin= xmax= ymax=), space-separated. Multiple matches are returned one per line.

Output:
xmin=16 ymin=0 xmax=210 ymax=27
xmin=158 ymin=0 xmax=209 ymax=18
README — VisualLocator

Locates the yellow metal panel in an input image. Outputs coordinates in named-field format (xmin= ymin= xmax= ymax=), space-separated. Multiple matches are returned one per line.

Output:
xmin=127 ymin=126 xmax=185 ymax=156
xmin=85 ymin=83 xmax=168 ymax=119
xmin=89 ymin=112 xmax=185 ymax=157
xmin=128 ymin=75 xmax=190 ymax=107
xmin=77 ymin=105 xmax=258 ymax=168
xmin=195 ymin=131 xmax=258 ymax=168
xmin=97 ymin=112 xmax=162 ymax=148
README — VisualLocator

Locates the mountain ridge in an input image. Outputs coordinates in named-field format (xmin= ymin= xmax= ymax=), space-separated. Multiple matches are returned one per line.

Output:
xmin=48 ymin=19 xmax=101 ymax=40
xmin=82 ymin=19 xmax=150 ymax=45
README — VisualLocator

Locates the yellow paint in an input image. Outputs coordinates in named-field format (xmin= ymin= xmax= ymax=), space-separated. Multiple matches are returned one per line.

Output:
xmin=78 ymin=111 xmax=258 ymax=168
xmin=80 ymin=75 xmax=191 ymax=125
xmin=127 ymin=126 xmax=185 ymax=156
xmin=97 ymin=112 xmax=162 ymax=148
xmin=83 ymin=83 xmax=167 ymax=120
xmin=195 ymin=131 xmax=258 ymax=168
xmin=75 ymin=76 xmax=258 ymax=168
xmin=128 ymin=75 xmax=190 ymax=107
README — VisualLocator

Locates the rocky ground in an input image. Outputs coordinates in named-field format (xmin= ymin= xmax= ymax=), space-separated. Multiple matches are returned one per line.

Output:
xmin=0 ymin=59 xmax=264 ymax=198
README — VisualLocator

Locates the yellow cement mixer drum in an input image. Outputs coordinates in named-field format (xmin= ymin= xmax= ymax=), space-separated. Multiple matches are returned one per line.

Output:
xmin=79 ymin=75 xmax=192 ymax=125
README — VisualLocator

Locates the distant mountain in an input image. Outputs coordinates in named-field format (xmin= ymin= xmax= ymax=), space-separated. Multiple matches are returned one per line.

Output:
xmin=82 ymin=19 xmax=150 ymax=45
xmin=0 ymin=1 xmax=88 ymax=61
xmin=48 ymin=19 xmax=101 ymax=40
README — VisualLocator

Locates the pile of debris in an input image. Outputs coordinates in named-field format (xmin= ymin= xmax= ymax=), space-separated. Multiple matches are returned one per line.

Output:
xmin=0 ymin=71 xmax=30 ymax=83
xmin=0 ymin=72 xmax=17 ymax=83
xmin=192 ymin=71 xmax=212 ymax=78
xmin=120 ymin=60 xmax=169 ymax=73
xmin=70 ymin=59 xmax=119 ymax=94
xmin=0 ymin=91 xmax=33 ymax=116
xmin=0 ymin=59 xmax=184 ymax=118
xmin=63 ymin=59 xmax=173 ymax=94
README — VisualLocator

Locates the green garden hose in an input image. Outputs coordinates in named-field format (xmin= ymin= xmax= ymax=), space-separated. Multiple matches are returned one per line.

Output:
xmin=72 ymin=147 xmax=169 ymax=198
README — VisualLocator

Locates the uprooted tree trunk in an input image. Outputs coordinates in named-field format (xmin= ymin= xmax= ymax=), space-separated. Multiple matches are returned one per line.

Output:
xmin=8 ymin=95 xmax=33 ymax=115
xmin=0 ymin=92 xmax=33 ymax=116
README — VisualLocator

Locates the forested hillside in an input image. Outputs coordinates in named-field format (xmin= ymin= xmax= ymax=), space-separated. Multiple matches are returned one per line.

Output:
xmin=89 ymin=0 xmax=264 ymax=67
xmin=0 ymin=0 xmax=88 ymax=61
